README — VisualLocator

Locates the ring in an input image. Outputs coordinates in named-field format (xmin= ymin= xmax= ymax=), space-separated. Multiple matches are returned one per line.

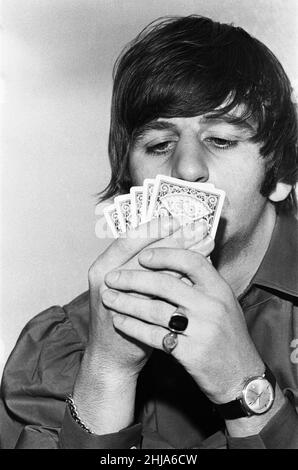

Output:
xmin=162 ymin=332 xmax=178 ymax=354
xmin=168 ymin=312 xmax=188 ymax=333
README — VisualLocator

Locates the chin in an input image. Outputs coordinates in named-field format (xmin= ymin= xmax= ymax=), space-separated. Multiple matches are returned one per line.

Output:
xmin=214 ymin=216 xmax=228 ymax=247
xmin=211 ymin=217 xmax=247 ymax=266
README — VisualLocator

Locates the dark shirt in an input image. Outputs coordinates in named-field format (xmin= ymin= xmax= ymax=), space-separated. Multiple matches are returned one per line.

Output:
xmin=1 ymin=213 xmax=298 ymax=449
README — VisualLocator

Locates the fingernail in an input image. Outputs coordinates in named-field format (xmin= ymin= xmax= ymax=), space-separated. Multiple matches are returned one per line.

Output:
xmin=102 ymin=289 xmax=119 ymax=303
xmin=203 ymin=234 xmax=213 ymax=244
xmin=139 ymin=249 xmax=153 ymax=263
xmin=105 ymin=271 xmax=120 ymax=284
xmin=184 ymin=219 xmax=207 ymax=238
xmin=196 ymin=219 xmax=208 ymax=233
xmin=189 ymin=235 xmax=215 ymax=252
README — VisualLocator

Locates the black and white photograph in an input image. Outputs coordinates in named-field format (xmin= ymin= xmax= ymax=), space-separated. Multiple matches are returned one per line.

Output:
xmin=1 ymin=0 xmax=298 ymax=451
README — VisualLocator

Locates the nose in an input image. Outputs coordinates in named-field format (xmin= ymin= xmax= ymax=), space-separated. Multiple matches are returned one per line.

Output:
xmin=171 ymin=136 xmax=209 ymax=183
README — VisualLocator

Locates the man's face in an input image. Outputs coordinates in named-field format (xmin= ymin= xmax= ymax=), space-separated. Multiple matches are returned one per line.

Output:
xmin=129 ymin=111 xmax=270 ymax=248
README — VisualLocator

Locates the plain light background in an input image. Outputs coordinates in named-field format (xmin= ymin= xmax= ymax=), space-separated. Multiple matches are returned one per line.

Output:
xmin=1 ymin=0 xmax=298 ymax=377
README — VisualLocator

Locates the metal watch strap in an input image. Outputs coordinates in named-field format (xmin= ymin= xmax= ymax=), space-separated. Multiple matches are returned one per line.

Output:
xmin=214 ymin=364 xmax=276 ymax=420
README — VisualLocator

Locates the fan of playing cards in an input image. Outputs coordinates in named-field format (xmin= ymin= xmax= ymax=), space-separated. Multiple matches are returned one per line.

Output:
xmin=104 ymin=175 xmax=225 ymax=239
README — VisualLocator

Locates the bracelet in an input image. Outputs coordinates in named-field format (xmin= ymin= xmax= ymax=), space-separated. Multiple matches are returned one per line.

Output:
xmin=66 ymin=394 xmax=94 ymax=434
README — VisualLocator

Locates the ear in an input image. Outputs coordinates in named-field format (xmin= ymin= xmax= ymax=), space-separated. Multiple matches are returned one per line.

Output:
xmin=268 ymin=182 xmax=292 ymax=202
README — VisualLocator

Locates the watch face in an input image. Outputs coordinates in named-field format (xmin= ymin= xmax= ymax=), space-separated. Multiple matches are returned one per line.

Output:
xmin=242 ymin=378 xmax=274 ymax=415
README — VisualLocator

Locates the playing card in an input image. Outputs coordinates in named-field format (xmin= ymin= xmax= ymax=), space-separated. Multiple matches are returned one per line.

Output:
xmin=147 ymin=175 xmax=225 ymax=238
xmin=114 ymin=194 xmax=134 ymax=232
xmin=141 ymin=179 xmax=214 ymax=223
xmin=130 ymin=186 xmax=144 ymax=228
xmin=103 ymin=203 xmax=124 ymax=238
xmin=141 ymin=178 xmax=155 ymax=223
xmin=160 ymin=193 xmax=211 ymax=221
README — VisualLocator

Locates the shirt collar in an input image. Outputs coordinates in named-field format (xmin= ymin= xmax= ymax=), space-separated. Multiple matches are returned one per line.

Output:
xmin=252 ymin=212 xmax=298 ymax=298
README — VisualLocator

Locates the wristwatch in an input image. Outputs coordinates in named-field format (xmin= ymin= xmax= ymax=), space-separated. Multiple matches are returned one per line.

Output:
xmin=215 ymin=365 xmax=276 ymax=420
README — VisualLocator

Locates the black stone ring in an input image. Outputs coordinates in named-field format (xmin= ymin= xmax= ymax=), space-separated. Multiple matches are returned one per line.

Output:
xmin=168 ymin=312 xmax=188 ymax=333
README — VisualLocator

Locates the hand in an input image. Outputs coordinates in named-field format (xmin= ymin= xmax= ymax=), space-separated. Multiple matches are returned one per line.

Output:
xmin=72 ymin=217 xmax=213 ymax=434
xmin=84 ymin=217 xmax=212 ymax=381
xmin=103 ymin=247 xmax=264 ymax=404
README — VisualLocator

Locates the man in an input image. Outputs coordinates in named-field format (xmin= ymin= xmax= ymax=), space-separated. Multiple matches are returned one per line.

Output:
xmin=1 ymin=15 xmax=297 ymax=449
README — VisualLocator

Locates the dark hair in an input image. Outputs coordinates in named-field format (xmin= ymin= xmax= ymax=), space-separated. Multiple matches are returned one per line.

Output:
xmin=100 ymin=15 xmax=298 ymax=214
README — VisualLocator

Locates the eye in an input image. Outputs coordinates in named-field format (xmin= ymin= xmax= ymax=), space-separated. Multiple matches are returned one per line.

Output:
xmin=146 ymin=141 xmax=176 ymax=156
xmin=205 ymin=137 xmax=238 ymax=150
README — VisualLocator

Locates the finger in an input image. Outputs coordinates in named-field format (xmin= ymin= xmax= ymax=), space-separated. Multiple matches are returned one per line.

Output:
xmin=149 ymin=219 xmax=208 ymax=252
xmin=189 ymin=235 xmax=215 ymax=257
xmin=105 ymin=269 xmax=195 ymax=307
xmin=112 ymin=215 xmax=181 ymax=260
xmin=112 ymin=312 xmax=175 ymax=354
xmin=115 ymin=218 xmax=208 ymax=273
xmin=92 ymin=216 xmax=181 ymax=275
xmin=102 ymin=289 xmax=176 ymax=328
xmin=138 ymin=247 xmax=224 ymax=287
